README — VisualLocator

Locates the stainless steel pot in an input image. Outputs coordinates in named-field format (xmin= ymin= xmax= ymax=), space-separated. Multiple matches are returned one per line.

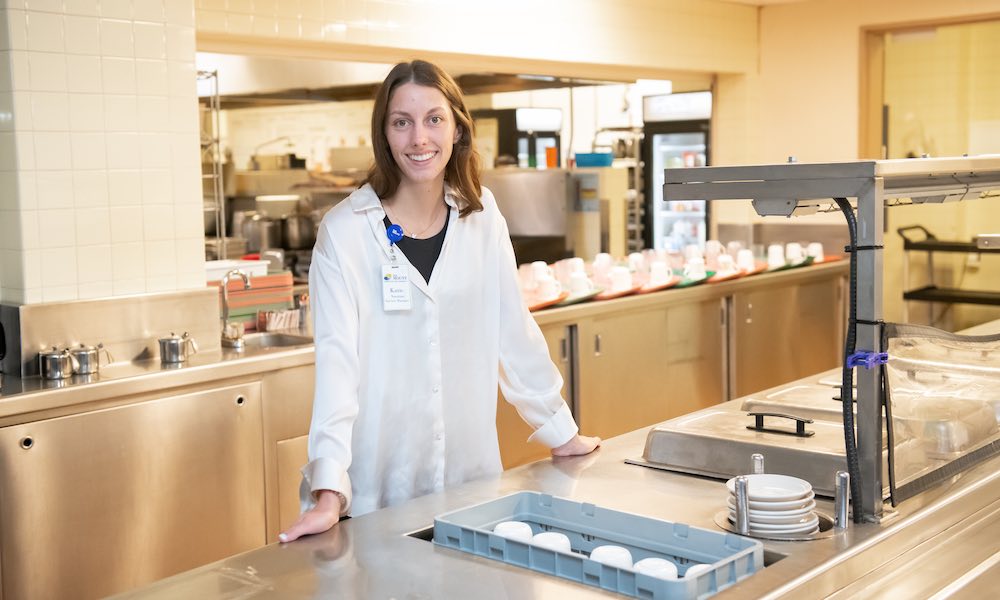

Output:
xmin=282 ymin=214 xmax=316 ymax=249
xmin=242 ymin=214 xmax=283 ymax=253
xmin=158 ymin=333 xmax=198 ymax=364
xmin=70 ymin=343 xmax=113 ymax=375
xmin=39 ymin=347 xmax=78 ymax=380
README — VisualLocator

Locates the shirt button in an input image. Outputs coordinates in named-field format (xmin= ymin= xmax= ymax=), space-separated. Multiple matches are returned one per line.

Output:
xmin=432 ymin=386 xmax=440 ymax=393
xmin=435 ymin=434 xmax=443 ymax=441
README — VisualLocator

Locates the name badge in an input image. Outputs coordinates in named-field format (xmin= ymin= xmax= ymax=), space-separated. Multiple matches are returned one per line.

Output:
xmin=382 ymin=264 xmax=411 ymax=311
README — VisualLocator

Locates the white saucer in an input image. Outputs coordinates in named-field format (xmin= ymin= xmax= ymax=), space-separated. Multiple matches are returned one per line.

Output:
xmin=727 ymin=495 xmax=816 ymax=514
xmin=728 ymin=513 xmax=819 ymax=533
xmin=727 ymin=509 xmax=818 ymax=526
xmin=725 ymin=474 xmax=813 ymax=502
xmin=727 ymin=498 xmax=816 ymax=519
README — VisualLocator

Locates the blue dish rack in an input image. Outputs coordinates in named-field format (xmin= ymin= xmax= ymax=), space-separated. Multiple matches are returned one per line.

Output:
xmin=433 ymin=491 xmax=763 ymax=599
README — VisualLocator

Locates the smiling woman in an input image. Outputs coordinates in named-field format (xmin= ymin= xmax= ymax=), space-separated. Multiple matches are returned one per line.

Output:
xmin=278 ymin=59 xmax=601 ymax=544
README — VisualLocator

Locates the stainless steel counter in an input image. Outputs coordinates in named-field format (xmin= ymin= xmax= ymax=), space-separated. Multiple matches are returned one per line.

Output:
xmin=111 ymin=383 xmax=1000 ymax=599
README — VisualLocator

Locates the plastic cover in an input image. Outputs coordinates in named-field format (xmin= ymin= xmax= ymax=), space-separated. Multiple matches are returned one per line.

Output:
xmin=883 ymin=323 xmax=1000 ymax=503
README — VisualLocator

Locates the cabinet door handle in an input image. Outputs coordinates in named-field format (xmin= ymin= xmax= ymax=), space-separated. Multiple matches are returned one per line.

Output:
xmin=745 ymin=302 xmax=753 ymax=324
xmin=594 ymin=334 xmax=602 ymax=356
xmin=560 ymin=338 xmax=568 ymax=361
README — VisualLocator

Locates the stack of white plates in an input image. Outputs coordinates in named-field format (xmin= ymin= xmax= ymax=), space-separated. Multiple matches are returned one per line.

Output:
xmin=725 ymin=474 xmax=819 ymax=535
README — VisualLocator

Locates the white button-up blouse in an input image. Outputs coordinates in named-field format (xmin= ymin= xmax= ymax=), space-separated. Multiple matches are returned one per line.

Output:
xmin=302 ymin=183 xmax=579 ymax=517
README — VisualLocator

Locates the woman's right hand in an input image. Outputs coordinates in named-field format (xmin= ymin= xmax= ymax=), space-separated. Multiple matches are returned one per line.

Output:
xmin=278 ymin=489 xmax=343 ymax=543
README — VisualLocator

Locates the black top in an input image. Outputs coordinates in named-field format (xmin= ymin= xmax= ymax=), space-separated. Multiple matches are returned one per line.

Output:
xmin=383 ymin=210 xmax=450 ymax=284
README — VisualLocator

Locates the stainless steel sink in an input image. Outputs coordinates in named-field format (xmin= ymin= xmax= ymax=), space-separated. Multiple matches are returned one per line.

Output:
xmin=241 ymin=332 xmax=313 ymax=349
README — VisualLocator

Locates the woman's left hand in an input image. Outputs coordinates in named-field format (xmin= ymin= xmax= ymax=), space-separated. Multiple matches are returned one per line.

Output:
xmin=551 ymin=434 xmax=601 ymax=457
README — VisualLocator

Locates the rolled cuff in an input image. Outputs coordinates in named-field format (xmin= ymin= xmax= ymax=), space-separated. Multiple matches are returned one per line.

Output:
xmin=300 ymin=456 xmax=352 ymax=516
xmin=526 ymin=403 xmax=579 ymax=448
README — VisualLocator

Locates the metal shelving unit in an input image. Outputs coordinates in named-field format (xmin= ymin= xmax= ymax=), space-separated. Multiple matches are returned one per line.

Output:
xmin=198 ymin=69 xmax=227 ymax=259
xmin=593 ymin=127 xmax=645 ymax=253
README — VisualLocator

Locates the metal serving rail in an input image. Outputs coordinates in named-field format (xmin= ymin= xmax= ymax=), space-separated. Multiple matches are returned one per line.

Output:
xmin=663 ymin=155 xmax=1000 ymax=522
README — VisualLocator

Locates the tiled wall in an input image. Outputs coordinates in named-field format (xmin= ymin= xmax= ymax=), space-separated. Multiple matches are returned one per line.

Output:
xmin=0 ymin=0 xmax=203 ymax=305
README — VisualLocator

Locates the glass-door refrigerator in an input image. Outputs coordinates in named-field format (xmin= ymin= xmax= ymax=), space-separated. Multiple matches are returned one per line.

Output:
xmin=642 ymin=92 xmax=712 ymax=251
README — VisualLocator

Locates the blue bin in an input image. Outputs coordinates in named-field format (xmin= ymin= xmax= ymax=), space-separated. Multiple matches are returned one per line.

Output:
xmin=575 ymin=152 xmax=615 ymax=167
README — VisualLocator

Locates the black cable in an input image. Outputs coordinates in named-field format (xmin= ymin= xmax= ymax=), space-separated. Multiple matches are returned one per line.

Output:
xmin=835 ymin=197 xmax=864 ymax=523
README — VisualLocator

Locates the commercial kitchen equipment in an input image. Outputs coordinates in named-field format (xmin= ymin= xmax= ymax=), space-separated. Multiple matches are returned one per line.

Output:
xmin=480 ymin=168 xmax=574 ymax=264
xmin=642 ymin=91 xmax=711 ymax=251
xmin=662 ymin=154 xmax=1000 ymax=522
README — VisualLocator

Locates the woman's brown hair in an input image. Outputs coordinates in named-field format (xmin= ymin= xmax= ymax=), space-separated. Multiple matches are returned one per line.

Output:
xmin=366 ymin=60 xmax=483 ymax=217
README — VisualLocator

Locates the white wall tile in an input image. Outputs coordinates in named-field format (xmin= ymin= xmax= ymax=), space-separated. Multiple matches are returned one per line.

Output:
xmin=100 ymin=0 xmax=132 ymax=20
xmin=172 ymin=169 xmax=199 ymax=204
xmin=9 ymin=51 xmax=31 ymax=91
xmin=29 ymin=91 xmax=69 ymax=131
xmin=136 ymin=95 xmax=168 ymax=131
xmin=109 ymin=205 xmax=143 ymax=242
xmin=139 ymin=133 xmax=170 ymax=168
xmin=21 ymin=248 xmax=41 ymax=288
xmin=19 ymin=208 xmax=38 ymax=249
xmin=133 ymin=0 xmax=165 ymax=22
xmin=40 ymin=247 xmax=79 ymax=287
xmin=11 ymin=92 xmax=33 ymax=130
xmin=33 ymin=131 xmax=72 ymax=170
xmin=99 ymin=18 xmax=134 ymax=58
xmin=135 ymin=59 xmax=167 ymax=95
xmin=144 ymin=239 xmax=175 ymax=275
xmin=74 ymin=206 xmax=111 ymax=246
xmin=0 ymin=210 xmax=20 ymax=249
xmin=226 ymin=13 xmax=252 ymax=35
xmin=168 ymin=96 xmax=197 ymax=132
xmin=140 ymin=169 xmax=171 ymax=204
xmin=173 ymin=203 xmax=202 ymax=238
xmin=0 ymin=93 xmax=13 ymax=132
xmin=70 ymin=132 xmax=106 ymax=169
xmin=165 ymin=1 xmax=194 ymax=27
xmin=37 ymin=208 xmax=76 ymax=248
xmin=142 ymin=203 xmax=174 ymax=240
xmin=176 ymin=269 xmax=204 ymax=290
xmin=68 ymin=93 xmax=104 ymax=132
xmin=66 ymin=55 xmax=103 ymax=93
xmin=133 ymin=22 xmax=166 ymax=59
xmin=26 ymin=10 xmax=64 ymax=53
xmin=78 ymin=280 xmax=113 ymax=299
xmin=167 ymin=60 xmax=194 ymax=98
xmin=22 ymin=1 xmax=63 ymax=13
xmin=101 ymin=57 xmax=135 ymax=94
xmin=6 ymin=10 xmax=27 ymax=51
xmin=276 ymin=18 xmax=299 ymax=38
xmin=165 ymin=25 xmax=194 ymax=61
xmin=27 ymin=51 xmax=67 ymax=92
xmin=103 ymin=94 xmax=137 ymax=131
xmin=301 ymin=0 xmax=323 ymax=20
xmin=107 ymin=169 xmax=142 ymax=205
xmin=0 ymin=248 xmax=25 ymax=288
xmin=254 ymin=0 xmax=278 ymax=16
xmin=106 ymin=132 xmax=140 ymax=168
xmin=73 ymin=170 xmax=109 ymax=207
xmin=14 ymin=130 xmax=34 ymax=169
xmin=227 ymin=0 xmax=253 ymax=15
xmin=195 ymin=10 xmax=226 ymax=33
xmin=35 ymin=170 xmax=74 ymax=209
xmin=145 ymin=274 xmax=176 ymax=292
xmin=76 ymin=244 xmax=113 ymax=285
xmin=64 ymin=15 xmax=101 ymax=54
xmin=42 ymin=284 xmax=78 ymax=302
xmin=64 ymin=0 xmax=101 ymax=17
xmin=112 ymin=278 xmax=145 ymax=295
xmin=0 ymin=131 xmax=16 ymax=170
xmin=17 ymin=170 xmax=37 ymax=209
xmin=0 ymin=171 xmax=17 ymax=210
xmin=111 ymin=239 xmax=146 ymax=280
xmin=251 ymin=16 xmax=276 ymax=37
xmin=169 ymin=132 xmax=199 ymax=168
xmin=174 ymin=236 xmax=203 ymax=268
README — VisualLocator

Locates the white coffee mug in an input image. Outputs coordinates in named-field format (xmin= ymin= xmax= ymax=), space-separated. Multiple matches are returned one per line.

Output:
xmin=683 ymin=244 xmax=701 ymax=261
xmin=593 ymin=252 xmax=613 ymax=268
xmin=716 ymin=254 xmax=737 ymax=275
xmin=683 ymin=256 xmax=706 ymax=280
xmin=627 ymin=252 xmax=645 ymax=272
xmin=518 ymin=264 xmax=537 ymax=291
xmin=536 ymin=275 xmax=561 ymax=301
xmin=610 ymin=265 xmax=633 ymax=292
xmin=767 ymin=244 xmax=785 ymax=269
xmin=569 ymin=271 xmax=594 ymax=295
xmin=648 ymin=261 xmax=671 ymax=285
xmin=736 ymin=249 xmax=756 ymax=272
xmin=531 ymin=260 xmax=552 ymax=282
xmin=785 ymin=242 xmax=804 ymax=264
xmin=807 ymin=242 xmax=825 ymax=260
xmin=726 ymin=240 xmax=744 ymax=259
xmin=532 ymin=531 xmax=572 ymax=553
xmin=568 ymin=256 xmax=586 ymax=274
xmin=704 ymin=240 xmax=724 ymax=270
xmin=589 ymin=545 xmax=633 ymax=569
xmin=634 ymin=557 xmax=678 ymax=580
xmin=493 ymin=521 xmax=533 ymax=543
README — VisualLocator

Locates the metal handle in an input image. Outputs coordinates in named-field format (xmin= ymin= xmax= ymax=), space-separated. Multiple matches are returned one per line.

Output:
xmin=594 ymin=334 xmax=602 ymax=356
xmin=734 ymin=475 xmax=750 ymax=535
xmin=751 ymin=453 xmax=764 ymax=475
xmin=745 ymin=302 xmax=752 ymax=324
xmin=746 ymin=411 xmax=815 ymax=437
xmin=560 ymin=337 xmax=568 ymax=362
xmin=98 ymin=343 xmax=114 ymax=366
xmin=835 ymin=470 xmax=850 ymax=529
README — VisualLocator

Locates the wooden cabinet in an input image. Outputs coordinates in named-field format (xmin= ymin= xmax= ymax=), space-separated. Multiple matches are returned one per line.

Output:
xmin=497 ymin=322 xmax=573 ymax=469
xmin=0 ymin=382 xmax=266 ymax=600
xmin=730 ymin=275 xmax=844 ymax=397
